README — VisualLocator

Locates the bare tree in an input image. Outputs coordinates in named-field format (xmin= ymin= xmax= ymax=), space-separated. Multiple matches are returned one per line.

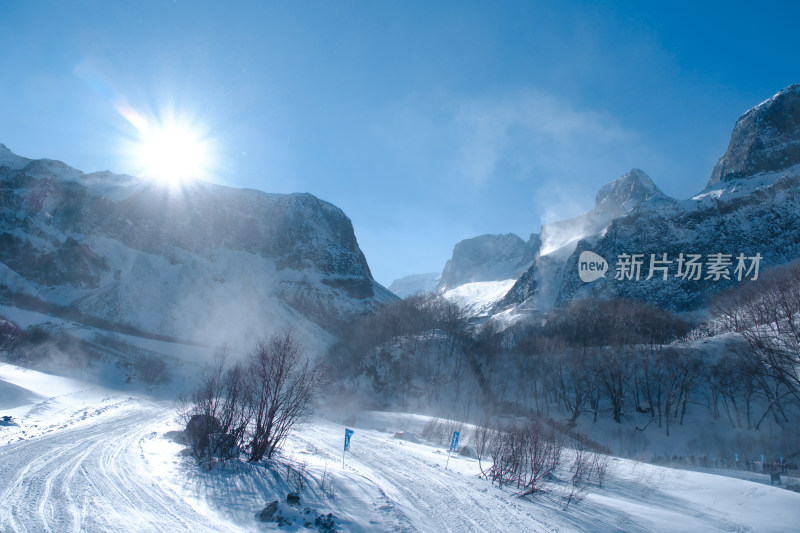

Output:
xmin=473 ymin=415 xmax=495 ymax=475
xmin=245 ymin=330 xmax=325 ymax=462
xmin=712 ymin=261 xmax=800 ymax=424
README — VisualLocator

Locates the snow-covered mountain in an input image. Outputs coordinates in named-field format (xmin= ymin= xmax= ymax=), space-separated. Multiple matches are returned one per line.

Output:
xmin=388 ymin=272 xmax=440 ymax=298
xmin=394 ymin=168 xmax=672 ymax=316
xmin=499 ymin=83 xmax=800 ymax=316
xmin=0 ymin=144 xmax=394 ymax=351
xmin=398 ymin=83 xmax=800 ymax=321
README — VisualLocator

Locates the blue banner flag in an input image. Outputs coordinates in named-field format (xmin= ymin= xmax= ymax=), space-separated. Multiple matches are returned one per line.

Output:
xmin=344 ymin=428 xmax=354 ymax=451
xmin=450 ymin=431 xmax=460 ymax=452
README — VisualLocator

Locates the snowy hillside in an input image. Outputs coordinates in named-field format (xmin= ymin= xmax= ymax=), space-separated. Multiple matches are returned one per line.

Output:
xmin=441 ymin=279 xmax=517 ymax=318
xmin=0 ymin=144 xmax=394 ymax=354
xmin=2 ymin=361 xmax=799 ymax=532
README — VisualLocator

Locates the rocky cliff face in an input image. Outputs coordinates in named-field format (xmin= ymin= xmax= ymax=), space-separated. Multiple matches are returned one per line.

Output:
xmin=438 ymin=233 xmax=536 ymax=290
xmin=708 ymin=83 xmax=800 ymax=186
xmin=0 ymin=144 xmax=393 ymax=348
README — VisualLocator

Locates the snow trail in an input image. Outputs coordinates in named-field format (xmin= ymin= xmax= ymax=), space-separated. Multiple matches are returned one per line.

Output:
xmin=0 ymin=406 xmax=230 ymax=533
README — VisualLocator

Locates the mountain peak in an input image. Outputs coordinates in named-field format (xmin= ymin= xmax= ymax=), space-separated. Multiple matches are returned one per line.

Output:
xmin=707 ymin=83 xmax=800 ymax=186
xmin=0 ymin=143 xmax=31 ymax=170
xmin=594 ymin=168 xmax=664 ymax=210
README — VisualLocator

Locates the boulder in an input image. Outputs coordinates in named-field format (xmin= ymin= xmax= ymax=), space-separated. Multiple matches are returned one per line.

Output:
xmin=184 ymin=414 xmax=222 ymax=451
xmin=459 ymin=445 xmax=478 ymax=458
xmin=258 ymin=501 xmax=278 ymax=522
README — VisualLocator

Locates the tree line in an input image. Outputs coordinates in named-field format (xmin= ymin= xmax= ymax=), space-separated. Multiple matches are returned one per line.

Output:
xmin=325 ymin=264 xmax=800 ymax=438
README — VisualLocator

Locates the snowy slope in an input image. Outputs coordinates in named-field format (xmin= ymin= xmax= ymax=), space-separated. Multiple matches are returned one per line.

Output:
xmin=441 ymin=279 xmax=517 ymax=318
xmin=2 ymin=362 xmax=799 ymax=532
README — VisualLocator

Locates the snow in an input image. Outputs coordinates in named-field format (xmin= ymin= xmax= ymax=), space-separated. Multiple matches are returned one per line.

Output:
xmin=2 ymin=362 xmax=799 ymax=532
xmin=0 ymin=378 xmax=43 ymax=409
xmin=442 ymin=279 xmax=516 ymax=317
xmin=692 ymin=163 xmax=800 ymax=202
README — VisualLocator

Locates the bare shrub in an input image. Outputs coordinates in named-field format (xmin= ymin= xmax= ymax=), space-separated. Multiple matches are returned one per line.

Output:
xmin=320 ymin=462 xmax=336 ymax=499
xmin=473 ymin=416 xmax=496 ymax=475
xmin=563 ymin=447 xmax=611 ymax=508
xmin=285 ymin=457 xmax=308 ymax=492
xmin=180 ymin=330 xmax=324 ymax=464
xmin=488 ymin=418 xmax=563 ymax=496
xmin=562 ymin=448 xmax=590 ymax=509
xmin=245 ymin=330 xmax=326 ymax=462
xmin=421 ymin=417 xmax=464 ymax=447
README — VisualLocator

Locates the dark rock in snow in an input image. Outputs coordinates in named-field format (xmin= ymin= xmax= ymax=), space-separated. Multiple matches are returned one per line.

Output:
xmin=459 ymin=445 xmax=478 ymax=458
xmin=258 ymin=501 xmax=278 ymax=522
xmin=183 ymin=414 xmax=222 ymax=451
xmin=315 ymin=512 xmax=338 ymax=532
xmin=393 ymin=431 xmax=420 ymax=443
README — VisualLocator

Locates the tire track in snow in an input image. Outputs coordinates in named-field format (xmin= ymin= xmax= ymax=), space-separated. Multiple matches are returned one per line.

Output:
xmin=0 ymin=405 xmax=233 ymax=532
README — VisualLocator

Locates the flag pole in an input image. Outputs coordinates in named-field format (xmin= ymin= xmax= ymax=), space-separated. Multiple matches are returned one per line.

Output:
xmin=343 ymin=428 xmax=353 ymax=468
xmin=446 ymin=430 xmax=459 ymax=470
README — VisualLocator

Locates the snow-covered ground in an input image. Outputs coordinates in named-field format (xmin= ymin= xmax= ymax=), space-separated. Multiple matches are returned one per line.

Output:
xmin=2 ymin=362 xmax=799 ymax=532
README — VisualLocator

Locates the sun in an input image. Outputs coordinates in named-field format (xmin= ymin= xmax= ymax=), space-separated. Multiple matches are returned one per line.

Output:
xmin=135 ymin=122 xmax=209 ymax=186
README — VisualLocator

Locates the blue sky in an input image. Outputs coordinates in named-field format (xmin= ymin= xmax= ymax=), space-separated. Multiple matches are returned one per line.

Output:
xmin=1 ymin=1 xmax=799 ymax=286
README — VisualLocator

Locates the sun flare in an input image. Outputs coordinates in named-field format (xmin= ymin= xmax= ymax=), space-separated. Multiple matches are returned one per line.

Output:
xmin=136 ymin=122 xmax=209 ymax=185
